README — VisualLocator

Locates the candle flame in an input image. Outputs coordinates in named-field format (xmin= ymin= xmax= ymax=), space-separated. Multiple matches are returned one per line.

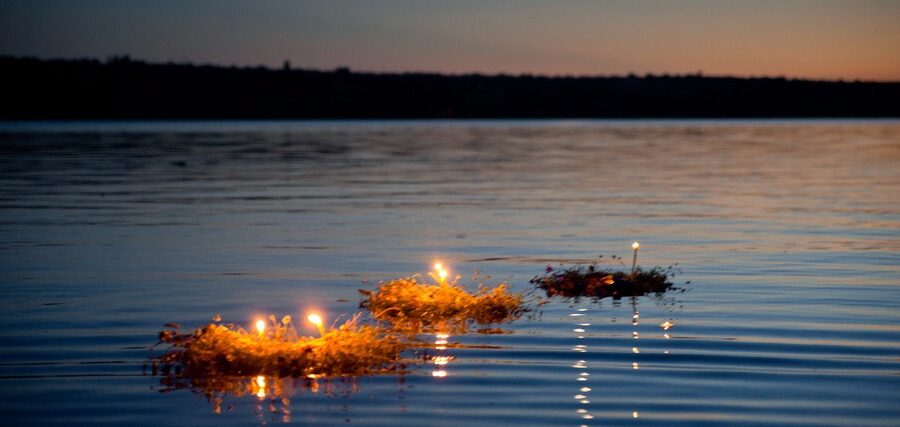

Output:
xmin=255 ymin=319 xmax=266 ymax=333
xmin=632 ymin=242 xmax=640 ymax=250
xmin=307 ymin=312 xmax=326 ymax=336
xmin=307 ymin=313 xmax=323 ymax=328
xmin=433 ymin=261 xmax=450 ymax=283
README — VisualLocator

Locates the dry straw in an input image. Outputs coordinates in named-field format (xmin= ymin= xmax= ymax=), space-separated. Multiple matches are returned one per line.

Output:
xmin=359 ymin=275 xmax=526 ymax=333
xmin=156 ymin=314 xmax=407 ymax=378
xmin=530 ymin=262 xmax=679 ymax=299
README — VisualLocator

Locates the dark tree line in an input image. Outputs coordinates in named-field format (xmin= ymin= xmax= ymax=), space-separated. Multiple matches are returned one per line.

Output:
xmin=1 ymin=56 xmax=898 ymax=119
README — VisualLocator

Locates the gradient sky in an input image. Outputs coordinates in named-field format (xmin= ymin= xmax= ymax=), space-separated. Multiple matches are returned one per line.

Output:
xmin=1 ymin=0 xmax=899 ymax=81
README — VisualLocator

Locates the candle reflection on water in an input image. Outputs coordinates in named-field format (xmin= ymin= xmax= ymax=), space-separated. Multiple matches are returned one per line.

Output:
xmin=570 ymin=303 xmax=594 ymax=423
xmin=662 ymin=319 xmax=674 ymax=355
xmin=432 ymin=332 xmax=453 ymax=378
xmin=255 ymin=375 xmax=267 ymax=399
xmin=159 ymin=369 xmax=382 ymax=422
xmin=632 ymin=297 xmax=640 ymax=372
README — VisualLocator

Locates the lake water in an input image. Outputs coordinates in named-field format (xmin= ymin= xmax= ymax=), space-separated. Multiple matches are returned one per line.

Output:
xmin=1 ymin=120 xmax=898 ymax=426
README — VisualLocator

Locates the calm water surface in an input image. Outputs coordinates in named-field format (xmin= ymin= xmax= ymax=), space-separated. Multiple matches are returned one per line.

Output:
xmin=0 ymin=120 xmax=898 ymax=426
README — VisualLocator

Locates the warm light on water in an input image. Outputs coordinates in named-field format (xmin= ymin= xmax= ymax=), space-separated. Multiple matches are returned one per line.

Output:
xmin=0 ymin=120 xmax=898 ymax=426
xmin=432 ymin=356 xmax=452 ymax=366
xmin=255 ymin=375 xmax=266 ymax=399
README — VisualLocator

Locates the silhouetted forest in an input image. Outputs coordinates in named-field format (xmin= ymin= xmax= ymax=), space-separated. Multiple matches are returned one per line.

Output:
xmin=2 ymin=56 xmax=898 ymax=119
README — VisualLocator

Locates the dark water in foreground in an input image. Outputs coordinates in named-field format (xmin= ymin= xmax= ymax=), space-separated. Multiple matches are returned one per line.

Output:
xmin=0 ymin=120 xmax=898 ymax=426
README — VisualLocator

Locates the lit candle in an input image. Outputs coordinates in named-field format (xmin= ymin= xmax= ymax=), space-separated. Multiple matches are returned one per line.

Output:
xmin=631 ymin=242 xmax=640 ymax=273
xmin=307 ymin=313 xmax=325 ymax=336
xmin=433 ymin=262 xmax=449 ymax=284
xmin=255 ymin=319 xmax=266 ymax=335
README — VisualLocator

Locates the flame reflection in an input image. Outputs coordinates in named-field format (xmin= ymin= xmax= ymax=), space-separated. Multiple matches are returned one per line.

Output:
xmin=254 ymin=375 xmax=266 ymax=399
xmin=156 ymin=373 xmax=383 ymax=419
xmin=431 ymin=332 xmax=454 ymax=378
xmin=570 ymin=303 xmax=594 ymax=423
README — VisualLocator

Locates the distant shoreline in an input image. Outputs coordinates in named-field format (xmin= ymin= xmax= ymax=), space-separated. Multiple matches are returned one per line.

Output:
xmin=2 ymin=56 xmax=899 ymax=119
xmin=3 ymin=118 xmax=899 ymax=136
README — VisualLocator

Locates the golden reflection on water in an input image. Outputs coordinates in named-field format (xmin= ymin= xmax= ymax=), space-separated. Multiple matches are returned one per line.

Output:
xmin=154 ymin=328 xmax=459 ymax=418
xmin=630 ymin=297 xmax=640 ymax=420
xmin=431 ymin=332 xmax=454 ymax=378
xmin=570 ymin=303 xmax=595 ymax=423
xmin=568 ymin=297 xmax=675 ymax=427
xmin=632 ymin=297 xmax=640 ymax=371
xmin=157 ymin=373 xmax=374 ymax=420
xmin=254 ymin=375 xmax=266 ymax=399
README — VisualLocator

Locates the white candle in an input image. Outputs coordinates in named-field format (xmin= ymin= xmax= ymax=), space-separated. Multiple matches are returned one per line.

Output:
xmin=631 ymin=242 xmax=640 ymax=273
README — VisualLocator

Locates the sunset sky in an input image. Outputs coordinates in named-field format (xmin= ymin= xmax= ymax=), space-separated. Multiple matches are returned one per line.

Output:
xmin=1 ymin=0 xmax=898 ymax=81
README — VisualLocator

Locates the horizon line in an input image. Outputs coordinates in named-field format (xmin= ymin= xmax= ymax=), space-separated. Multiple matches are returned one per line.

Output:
xmin=5 ymin=54 xmax=899 ymax=85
